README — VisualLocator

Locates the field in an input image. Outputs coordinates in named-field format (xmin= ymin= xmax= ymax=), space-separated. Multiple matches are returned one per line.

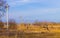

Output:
xmin=0 ymin=32 xmax=60 ymax=38
xmin=0 ymin=22 xmax=60 ymax=38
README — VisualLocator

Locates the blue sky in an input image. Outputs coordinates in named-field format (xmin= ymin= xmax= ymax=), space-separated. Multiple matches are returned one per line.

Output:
xmin=2 ymin=0 xmax=60 ymax=23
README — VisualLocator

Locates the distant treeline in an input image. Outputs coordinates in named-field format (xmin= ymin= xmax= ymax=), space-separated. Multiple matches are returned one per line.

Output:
xmin=0 ymin=19 xmax=60 ymax=29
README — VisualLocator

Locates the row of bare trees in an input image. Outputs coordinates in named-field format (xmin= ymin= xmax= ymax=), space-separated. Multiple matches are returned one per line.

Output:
xmin=0 ymin=19 xmax=17 ymax=30
xmin=0 ymin=19 xmax=58 ymax=32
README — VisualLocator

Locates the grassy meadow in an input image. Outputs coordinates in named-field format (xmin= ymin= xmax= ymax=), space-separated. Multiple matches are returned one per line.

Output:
xmin=0 ymin=21 xmax=60 ymax=38
xmin=0 ymin=32 xmax=60 ymax=38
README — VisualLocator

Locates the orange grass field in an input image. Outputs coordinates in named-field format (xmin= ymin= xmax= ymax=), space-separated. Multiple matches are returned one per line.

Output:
xmin=17 ymin=22 xmax=60 ymax=33
xmin=1 ymin=22 xmax=60 ymax=38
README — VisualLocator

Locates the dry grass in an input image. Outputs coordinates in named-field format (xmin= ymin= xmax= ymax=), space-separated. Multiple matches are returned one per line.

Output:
xmin=0 ymin=22 xmax=60 ymax=38
xmin=0 ymin=32 xmax=60 ymax=38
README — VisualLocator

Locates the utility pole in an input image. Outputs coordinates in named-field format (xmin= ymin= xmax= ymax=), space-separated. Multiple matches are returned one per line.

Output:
xmin=6 ymin=4 xmax=9 ymax=30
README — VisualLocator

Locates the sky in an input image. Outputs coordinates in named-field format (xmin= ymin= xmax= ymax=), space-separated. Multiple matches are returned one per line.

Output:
xmin=2 ymin=0 xmax=60 ymax=23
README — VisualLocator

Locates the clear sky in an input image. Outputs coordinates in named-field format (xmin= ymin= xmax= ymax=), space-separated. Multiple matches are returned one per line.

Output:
xmin=2 ymin=0 xmax=60 ymax=23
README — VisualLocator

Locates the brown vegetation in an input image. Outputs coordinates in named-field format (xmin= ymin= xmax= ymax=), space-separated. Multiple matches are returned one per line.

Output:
xmin=0 ymin=20 xmax=60 ymax=33
xmin=0 ymin=20 xmax=60 ymax=38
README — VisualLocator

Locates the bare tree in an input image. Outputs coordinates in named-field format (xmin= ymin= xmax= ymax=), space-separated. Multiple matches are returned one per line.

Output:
xmin=0 ymin=0 xmax=9 ymax=30
xmin=0 ymin=20 xmax=4 ymax=29
xmin=8 ymin=19 xmax=17 ymax=30
xmin=0 ymin=0 xmax=8 ymax=29
xmin=0 ymin=0 xmax=8 ymax=18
